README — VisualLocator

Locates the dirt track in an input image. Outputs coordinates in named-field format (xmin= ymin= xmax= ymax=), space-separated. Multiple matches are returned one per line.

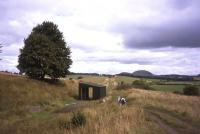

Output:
xmin=54 ymin=102 xmax=88 ymax=113
xmin=145 ymin=108 xmax=200 ymax=134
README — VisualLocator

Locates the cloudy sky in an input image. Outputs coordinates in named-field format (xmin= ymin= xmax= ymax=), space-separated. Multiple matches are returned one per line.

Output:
xmin=0 ymin=0 xmax=200 ymax=75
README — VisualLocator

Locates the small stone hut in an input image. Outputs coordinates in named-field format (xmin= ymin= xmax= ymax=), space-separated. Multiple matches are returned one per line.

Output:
xmin=79 ymin=82 xmax=106 ymax=100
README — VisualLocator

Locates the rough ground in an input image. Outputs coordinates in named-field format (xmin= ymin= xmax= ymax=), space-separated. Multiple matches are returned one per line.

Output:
xmin=144 ymin=108 xmax=200 ymax=134
xmin=55 ymin=102 xmax=88 ymax=113
xmin=145 ymin=110 xmax=178 ymax=134
xmin=58 ymin=76 xmax=200 ymax=134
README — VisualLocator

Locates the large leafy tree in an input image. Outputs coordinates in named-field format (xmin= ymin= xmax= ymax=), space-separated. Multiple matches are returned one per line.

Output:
xmin=17 ymin=21 xmax=72 ymax=79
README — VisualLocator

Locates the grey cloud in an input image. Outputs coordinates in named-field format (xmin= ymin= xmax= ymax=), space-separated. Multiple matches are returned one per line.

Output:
xmin=78 ymin=47 xmax=200 ymax=72
xmin=168 ymin=0 xmax=193 ymax=10
xmin=71 ymin=43 xmax=95 ymax=52
xmin=0 ymin=0 xmax=72 ymax=46
xmin=1 ymin=0 xmax=200 ymax=75
xmin=0 ymin=21 xmax=29 ymax=46
xmin=81 ymin=56 xmax=154 ymax=65
xmin=97 ymin=58 xmax=153 ymax=65
xmin=112 ymin=0 xmax=200 ymax=49
xmin=124 ymin=20 xmax=200 ymax=49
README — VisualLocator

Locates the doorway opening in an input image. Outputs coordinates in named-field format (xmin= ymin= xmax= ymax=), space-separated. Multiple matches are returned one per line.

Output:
xmin=88 ymin=87 xmax=93 ymax=99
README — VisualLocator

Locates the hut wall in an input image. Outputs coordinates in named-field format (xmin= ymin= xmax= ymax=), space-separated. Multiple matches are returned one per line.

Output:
xmin=79 ymin=82 xmax=106 ymax=100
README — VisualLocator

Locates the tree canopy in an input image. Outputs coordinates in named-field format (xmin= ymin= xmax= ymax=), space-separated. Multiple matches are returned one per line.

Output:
xmin=17 ymin=21 xmax=72 ymax=79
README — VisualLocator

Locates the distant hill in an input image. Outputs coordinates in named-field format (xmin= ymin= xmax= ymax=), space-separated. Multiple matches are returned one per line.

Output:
xmin=118 ymin=70 xmax=195 ymax=81
xmin=132 ymin=70 xmax=153 ymax=77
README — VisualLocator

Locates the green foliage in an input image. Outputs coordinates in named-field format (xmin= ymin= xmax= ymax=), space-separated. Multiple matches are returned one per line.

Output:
xmin=17 ymin=21 xmax=72 ymax=80
xmin=115 ymin=81 xmax=132 ymax=90
xmin=132 ymin=80 xmax=154 ymax=90
xmin=183 ymin=85 xmax=199 ymax=96
xmin=115 ymin=80 xmax=154 ymax=90
xmin=71 ymin=111 xmax=86 ymax=127
xmin=152 ymin=85 xmax=185 ymax=92
xmin=77 ymin=76 xmax=83 ymax=79
xmin=173 ymin=91 xmax=182 ymax=94
xmin=59 ymin=111 xmax=86 ymax=129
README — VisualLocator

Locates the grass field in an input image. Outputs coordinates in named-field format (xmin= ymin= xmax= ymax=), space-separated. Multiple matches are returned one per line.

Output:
xmin=116 ymin=76 xmax=140 ymax=84
xmin=116 ymin=76 xmax=200 ymax=92
xmin=151 ymin=85 xmax=185 ymax=92
xmin=0 ymin=74 xmax=200 ymax=134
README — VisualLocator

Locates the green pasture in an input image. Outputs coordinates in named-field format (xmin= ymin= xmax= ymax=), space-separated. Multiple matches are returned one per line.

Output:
xmin=116 ymin=76 xmax=200 ymax=93
xmin=151 ymin=84 xmax=185 ymax=92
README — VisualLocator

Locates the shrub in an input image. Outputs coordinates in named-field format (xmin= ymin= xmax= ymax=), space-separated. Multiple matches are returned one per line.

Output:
xmin=59 ymin=111 xmax=86 ymax=130
xmin=132 ymin=80 xmax=154 ymax=90
xmin=71 ymin=111 xmax=86 ymax=127
xmin=115 ymin=81 xmax=132 ymax=90
xmin=173 ymin=91 xmax=182 ymax=95
xmin=183 ymin=85 xmax=199 ymax=96
xmin=77 ymin=76 xmax=83 ymax=79
xmin=59 ymin=119 xmax=71 ymax=130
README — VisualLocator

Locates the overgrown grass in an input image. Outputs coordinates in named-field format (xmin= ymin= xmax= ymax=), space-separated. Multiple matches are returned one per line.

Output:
xmin=1 ymin=74 xmax=199 ymax=134
xmin=0 ymin=74 xmax=76 ymax=112
xmin=127 ymin=89 xmax=200 ymax=124
xmin=0 ymin=74 xmax=78 ymax=133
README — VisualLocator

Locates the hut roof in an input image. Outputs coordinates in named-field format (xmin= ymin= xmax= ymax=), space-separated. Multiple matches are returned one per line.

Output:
xmin=79 ymin=82 xmax=106 ymax=88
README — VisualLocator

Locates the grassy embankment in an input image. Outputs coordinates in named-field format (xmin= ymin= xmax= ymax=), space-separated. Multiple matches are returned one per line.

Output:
xmin=1 ymin=74 xmax=200 ymax=134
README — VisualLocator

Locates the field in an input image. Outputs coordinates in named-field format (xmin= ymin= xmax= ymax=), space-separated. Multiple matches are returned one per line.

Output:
xmin=0 ymin=74 xmax=200 ymax=134
xmin=151 ymin=85 xmax=185 ymax=92
xmin=116 ymin=76 xmax=200 ymax=93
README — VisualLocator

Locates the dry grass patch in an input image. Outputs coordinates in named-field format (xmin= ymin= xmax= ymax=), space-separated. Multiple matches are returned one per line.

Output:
xmin=64 ymin=103 xmax=164 ymax=134
xmin=127 ymin=89 xmax=200 ymax=122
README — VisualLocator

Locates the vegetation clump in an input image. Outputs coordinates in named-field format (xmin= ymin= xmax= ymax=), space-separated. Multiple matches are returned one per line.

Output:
xmin=183 ymin=85 xmax=199 ymax=96
xmin=132 ymin=80 xmax=154 ymax=90
xmin=59 ymin=111 xmax=86 ymax=130
xmin=115 ymin=80 xmax=154 ymax=90
xmin=173 ymin=91 xmax=182 ymax=95
xmin=115 ymin=81 xmax=132 ymax=90
xmin=77 ymin=76 xmax=83 ymax=79
xmin=71 ymin=111 xmax=86 ymax=127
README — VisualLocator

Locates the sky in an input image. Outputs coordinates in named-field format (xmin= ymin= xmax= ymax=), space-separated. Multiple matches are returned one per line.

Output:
xmin=0 ymin=0 xmax=200 ymax=75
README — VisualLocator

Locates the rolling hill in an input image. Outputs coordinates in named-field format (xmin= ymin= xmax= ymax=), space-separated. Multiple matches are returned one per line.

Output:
xmin=132 ymin=70 xmax=154 ymax=77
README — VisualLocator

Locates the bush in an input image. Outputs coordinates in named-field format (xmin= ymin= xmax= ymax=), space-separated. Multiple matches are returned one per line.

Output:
xmin=71 ymin=111 xmax=86 ymax=127
xmin=59 ymin=111 xmax=86 ymax=130
xmin=183 ymin=85 xmax=199 ymax=96
xmin=173 ymin=91 xmax=182 ymax=95
xmin=77 ymin=76 xmax=83 ymax=79
xmin=59 ymin=119 xmax=71 ymax=130
xmin=115 ymin=80 xmax=154 ymax=90
xmin=115 ymin=81 xmax=132 ymax=90
xmin=132 ymin=80 xmax=154 ymax=90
